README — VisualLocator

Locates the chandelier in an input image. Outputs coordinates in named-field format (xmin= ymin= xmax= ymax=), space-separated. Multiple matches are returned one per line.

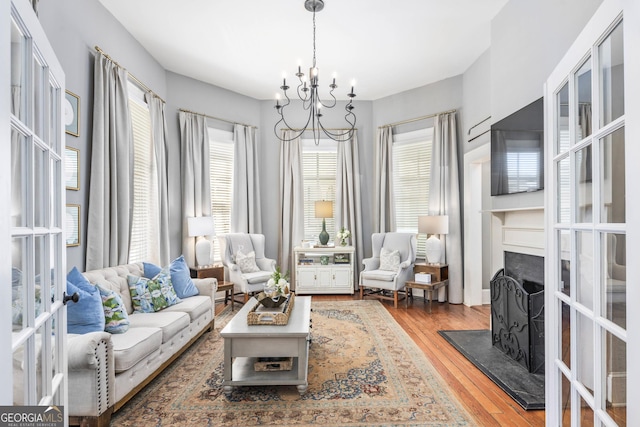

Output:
xmin=274 ymin=0 xmax=357 ymax=145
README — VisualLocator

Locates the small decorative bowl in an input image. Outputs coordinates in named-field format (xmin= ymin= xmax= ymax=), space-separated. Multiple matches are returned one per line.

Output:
xmin=257 ymin=292 xmax=289 ymax=308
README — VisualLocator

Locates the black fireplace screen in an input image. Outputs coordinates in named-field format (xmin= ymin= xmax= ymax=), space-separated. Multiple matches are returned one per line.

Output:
xmin=490 ymin=267 xmax=545 ymax=374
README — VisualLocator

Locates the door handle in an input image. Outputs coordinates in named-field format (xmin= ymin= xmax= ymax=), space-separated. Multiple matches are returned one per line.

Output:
xmin=63 ymin=292 xmax=79 ymax=305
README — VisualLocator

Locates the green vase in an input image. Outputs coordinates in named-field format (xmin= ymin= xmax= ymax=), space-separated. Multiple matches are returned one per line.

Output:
xmin=319 ymin=218 xmax=329 ymax=245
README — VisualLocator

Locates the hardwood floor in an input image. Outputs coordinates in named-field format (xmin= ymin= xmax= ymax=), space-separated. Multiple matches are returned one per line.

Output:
xmin=215 ymin=293 xmax=546 ymax=426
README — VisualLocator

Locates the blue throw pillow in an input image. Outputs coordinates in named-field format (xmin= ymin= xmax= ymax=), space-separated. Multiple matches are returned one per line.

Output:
xmin=67 ymin=266 xmax=94 ymax=293
xmin=143 ymin=256 xmax=199 ymax=299
xmin=66 ymin=280 xmax=105 ymax=334
xmin=169 ymin=255 xmax=199 ymax=298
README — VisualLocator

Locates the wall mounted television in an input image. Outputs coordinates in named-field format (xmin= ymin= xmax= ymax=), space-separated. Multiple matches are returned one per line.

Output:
xmin=491 ymin=97 xmax=544 ymax=196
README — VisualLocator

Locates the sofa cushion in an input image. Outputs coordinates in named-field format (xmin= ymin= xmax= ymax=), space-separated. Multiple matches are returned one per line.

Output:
xmin=163 ymin=295 xmax=211 ymax=322
xmin=97 ymin=286 xmax=130 ymax=334
xmin=361 ymin=269 xmax=397 ymax=281
xmin=143 ymin=255 xmax=199 ymax=298
xmin=128 ymin=266 xmax=181 ymax=313
xmin=109 ymin=327 xmax=163 ymax=373
xmin=128 ymin=311 xmax=190 ymax=343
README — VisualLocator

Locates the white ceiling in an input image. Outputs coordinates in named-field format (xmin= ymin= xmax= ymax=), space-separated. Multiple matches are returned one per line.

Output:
xmin=98 ymin=0 xmax=508 ymax=101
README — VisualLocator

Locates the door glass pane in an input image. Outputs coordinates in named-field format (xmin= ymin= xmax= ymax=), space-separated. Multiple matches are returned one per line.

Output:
xmin=51 ymin=157 xmax=61 ymax=227
xmin=559 ymin=229 xmax=571 ymax=296
xmin=13 ymin=341 xmax=28 ymax=405
xmin=575 ymin=146 xmax=593 ymax=223
xmin=10 ymin=19 xmax=27 ymax=121
xmin=34 ymin=146 xmax=47 ymax=228
xmin=604 ymin=330 xmax=626 ymax=425
xmin=33 ymin=57 xmax=45 ymax=139
xmin=575 ymin=58 xmax=592 ymax=140
xmin=561 ymin=301 xmax=571 ymax=368
xmin=35 ymin=235 xmax=46 ymax=319
xmin=603 ymin=233 xmax=625 ymax=329
xmin=12 ymin=236 xmax=27 ymax=331
xmin=577 ymin=312 xmax=594 ymax=395
xmin=37 ymin=324 xmax=51 ymax=403
xmin=599 ymin=21 xmax=624 ymax=127
xmin=11 ymin=128 xmax=28 ymax=227
xmin=579 ymin=395 xmax=595 ymax=427
xmin=558 ymin=156 xmax=570 ymax=223
xmin=49 ymin=83 xmax=59 ymax=149
xmin=600 ymin=127 xmax=625 ymax=223
xmin=557 ymin=82 xmax=570 ymax=154
xmin=577 ymin=231 xmax=593 ymax=310
xmin=562 ymin=372 xmax=571 ymax=426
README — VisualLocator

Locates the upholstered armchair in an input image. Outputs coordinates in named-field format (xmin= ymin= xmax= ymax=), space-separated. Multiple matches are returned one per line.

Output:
xmin=219 ymin=233 xmax=276 ymax=302
xmin=359 ymin=232 xmax=417 ymax=308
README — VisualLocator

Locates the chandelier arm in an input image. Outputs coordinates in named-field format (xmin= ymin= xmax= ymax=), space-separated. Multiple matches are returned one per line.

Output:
xmin=296 ymin=77 xmax=309 ymax=101
xmin=274 ymin=103 xmax=315 ymax=142
xmin=318 ymin=89 xmax=337 ymax=109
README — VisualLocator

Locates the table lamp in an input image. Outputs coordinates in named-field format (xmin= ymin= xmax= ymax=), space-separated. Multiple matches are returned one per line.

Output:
xmin=418 ymin=215 xmax=449 ymax=264
xmin=187 ymin=216 xmax=216 ymax=267
xmin=315 ymin=200 xmax=333 ymax=246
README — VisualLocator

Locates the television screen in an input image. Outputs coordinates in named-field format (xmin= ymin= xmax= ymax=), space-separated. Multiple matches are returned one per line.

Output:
xmin=491 ymin=97 xmax=544 ymax=196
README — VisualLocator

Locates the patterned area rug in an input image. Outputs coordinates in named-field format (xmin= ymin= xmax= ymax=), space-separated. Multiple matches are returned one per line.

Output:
xmin=111 ymin=300 xmax=476 ymax=426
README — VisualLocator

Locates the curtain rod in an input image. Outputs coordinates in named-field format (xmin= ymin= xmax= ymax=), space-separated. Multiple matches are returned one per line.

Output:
xmin=179 ymin=108 xmax=257 ymax=129
xmin=94 ymin=45 xmax=165 ymax=103
xmin=279 ymin=127 xmax=355 ymax=131
xmin=379 ymin=109 xmax=457 ymax=129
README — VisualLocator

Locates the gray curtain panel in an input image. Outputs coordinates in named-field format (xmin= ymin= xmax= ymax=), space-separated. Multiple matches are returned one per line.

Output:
xmin=145 ymin=92 xmax=171 ymax=266
xmin=179 ymin=112 xmax=212 ymax=267
xmin=86 ymin=53 xmax=133 ymax=270
xmin=232 ymin=124 xmax=262 ymax=234
xmin=374 ymin=126 xmax=396 ymax=233
xmin=429 ymin=112 xmax=463 ymax=304
xmin=278 ymin=131 xmax=305 ymax=277
xmin=336 ymin=131 xmax=364 ymax=284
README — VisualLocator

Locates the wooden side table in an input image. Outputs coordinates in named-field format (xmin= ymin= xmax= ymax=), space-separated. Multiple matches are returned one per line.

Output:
xmin=406 ymin=263 xmax=449 ymax=313
xmin=189 ymin=265 xmax=236 ymax=311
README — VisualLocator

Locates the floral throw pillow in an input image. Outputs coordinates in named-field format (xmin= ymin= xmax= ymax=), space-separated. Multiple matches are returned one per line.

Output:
xmin=379 ymin=247 xmax=401 ymax=271
xmin=97 ymin=286 xmax=130 ymax=334
xmin=235 ymin=250 xmax=261 ymax=273
xmin=128 ymin=266 xmax=181 ymax=313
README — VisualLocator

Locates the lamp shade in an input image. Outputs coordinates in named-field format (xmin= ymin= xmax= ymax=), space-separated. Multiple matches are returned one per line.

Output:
xmin=418 ymin=215 xmax=449 ymax=235
xmin=187 ymin=216 xmax=216 ymax=237
xmin=314 ymin=201 xmax=333 ymax=218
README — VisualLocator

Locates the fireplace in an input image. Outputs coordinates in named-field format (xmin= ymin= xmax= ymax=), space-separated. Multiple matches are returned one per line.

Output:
xmin=490 ymin=251 xmax=545 ymax=374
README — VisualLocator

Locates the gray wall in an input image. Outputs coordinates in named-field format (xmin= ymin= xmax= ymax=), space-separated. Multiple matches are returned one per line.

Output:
xmin=37 ymin=0 xmax=603 ymax=275
xmin=487 ymin=0 xmax=603 ymax=211
xmin=38 ymin=0 xmax=168 ymax=271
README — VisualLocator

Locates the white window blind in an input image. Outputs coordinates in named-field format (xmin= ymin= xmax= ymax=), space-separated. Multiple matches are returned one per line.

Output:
xmin=302 ymin=139 xmax=337 ymax=242
xmin=128 ymin=82 xmax=160 ymax=264
xmin=393 ymin=128 xmax=433 ymax=256
xmin=208 ymin=128 xmax=234 ymax=263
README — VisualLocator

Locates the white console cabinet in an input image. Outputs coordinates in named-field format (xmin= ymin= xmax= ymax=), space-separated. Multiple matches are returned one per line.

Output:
xmin=293 ymin=246 xmax=355 ymax=294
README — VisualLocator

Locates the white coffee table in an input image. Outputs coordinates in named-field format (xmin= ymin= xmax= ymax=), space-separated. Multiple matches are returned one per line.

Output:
xmin=220 ymin=295 xmax=311 ymax=395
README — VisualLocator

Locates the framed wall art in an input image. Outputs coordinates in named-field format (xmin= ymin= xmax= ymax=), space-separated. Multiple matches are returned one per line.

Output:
xmin=64 ymin=90 xmax=80 ymax=137
xmin=66 ymin=204 xmax=80 ymax=247
xmin=65 ymin=146 xmax=79 ymax=190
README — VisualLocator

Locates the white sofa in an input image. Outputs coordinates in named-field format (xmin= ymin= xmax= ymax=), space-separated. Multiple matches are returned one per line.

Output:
xmin=67 ymin=262 xmax=217 ymax=427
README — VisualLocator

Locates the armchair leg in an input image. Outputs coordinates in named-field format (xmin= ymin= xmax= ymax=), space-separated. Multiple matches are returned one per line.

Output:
xmin=244 ymin=293 xmax=249 ymax=303
xmin=393 ymin=291 xmax=398 ymax=308
xmin=359 ymin=287 xmax=364 ymax=300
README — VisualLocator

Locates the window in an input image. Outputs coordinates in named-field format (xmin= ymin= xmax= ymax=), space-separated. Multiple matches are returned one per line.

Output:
xmin=128 ymin=82 xmax=160 ymax=264
xmin=208 ymin=128 xmax=234 ymax=262
xmin=302 ymin=139 xmax=337 ymax=242
xmin=393 ymin=128 xmax=433 ymax=256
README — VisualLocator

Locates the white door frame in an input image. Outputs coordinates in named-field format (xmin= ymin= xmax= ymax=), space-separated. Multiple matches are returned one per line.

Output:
xmin=463 ymin=142 xmax=490 ymax=306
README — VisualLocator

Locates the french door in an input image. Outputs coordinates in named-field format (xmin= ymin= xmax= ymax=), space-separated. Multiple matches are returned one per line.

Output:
xmin=544 ymin=0 xmax=636 ymax=425
xmin=4 ymin=0 xmax=68 ymax=420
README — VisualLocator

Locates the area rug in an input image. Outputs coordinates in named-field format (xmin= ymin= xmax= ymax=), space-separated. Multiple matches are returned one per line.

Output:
xmin=438 ymin=330 xmax=544 ymax=410
xmin=112 ymin=300 xmax=476 ymax=426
